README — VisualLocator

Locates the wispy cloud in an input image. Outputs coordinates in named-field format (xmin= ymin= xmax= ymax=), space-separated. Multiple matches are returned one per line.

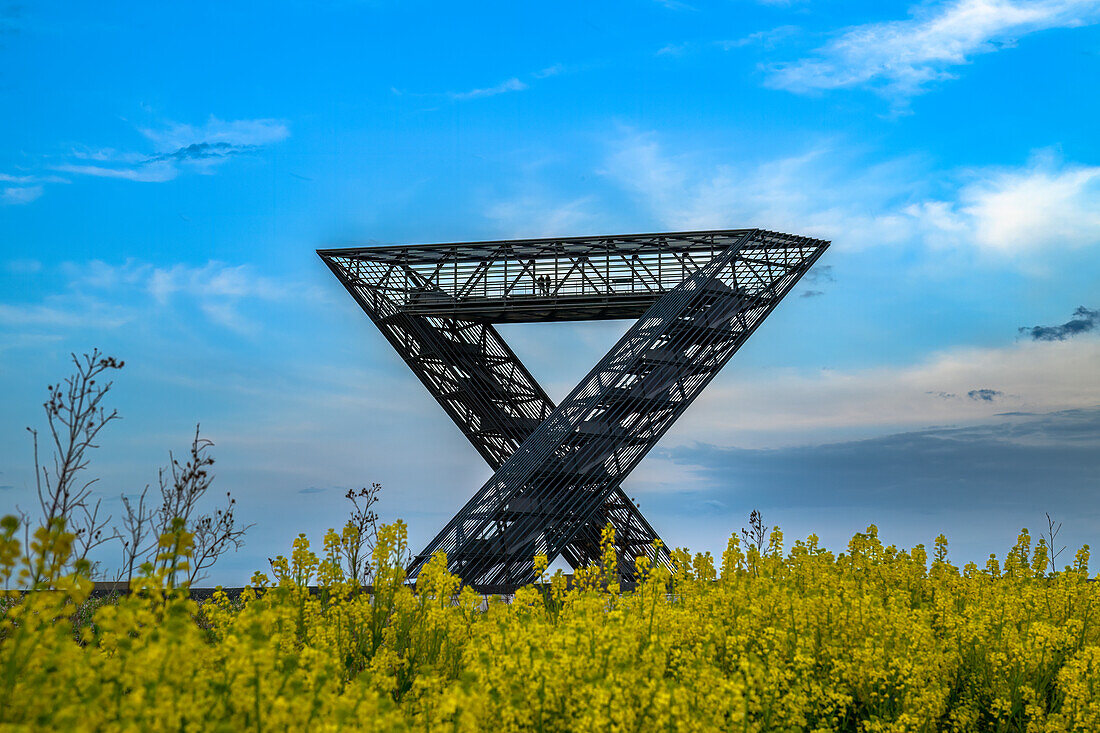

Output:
xmin=0 ymin=301 xmax=131 ymax=329
xmin=766 ymin=0 xmax=1100 ymax=100
xmin=718 ymin=25 xmax=800 ymax=50
xmin=1 ymin=185 xmax=43 ymax=205
xmin=68 ymin=259 xmax=314 ymax=333
xmin=47 ymin=116 xmax=289 ymax=191
xmin=1019 ymin=306 xmax=1099 ymax=341
xmin=448 ymin=77 xmax=527 ymax=101
xmin=601 ymin=130 xmax=915 ymax=250
xmin=139 ymin=261 xmax=294 ymax=303
xmin=0 ymin=259 xmax=322 ymax=337
xmin=0 ymin=173 xmax=67 ymax=184
xmin=533 ymin=64 xmax=565 ymax=79
xmin=400 ymin=65 xmax=568 ymax=103
xmin=657 ymin=42 xmax=692 ymax=56
xmin=485 ymin=194 xmax=606 ymax=238
xmin=53 ymin=162 xmax=177 ymax=182
xmin=602 ymin=131 xmax=1100 ymax=259
xmin=0 ymin=172 xmax=67 ymax=205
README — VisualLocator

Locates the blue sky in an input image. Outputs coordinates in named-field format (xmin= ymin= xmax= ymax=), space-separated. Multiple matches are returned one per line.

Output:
xmin=2 ymin=0 xmax=1099 ymax=582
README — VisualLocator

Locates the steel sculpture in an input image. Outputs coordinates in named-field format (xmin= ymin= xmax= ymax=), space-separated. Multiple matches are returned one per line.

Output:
xmin=318 ymin=229 xmax=829 ymax=593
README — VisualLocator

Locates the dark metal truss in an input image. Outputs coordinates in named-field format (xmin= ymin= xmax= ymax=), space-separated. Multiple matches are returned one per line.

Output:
xmin=318 ymin=229 xmax=829 ymax=593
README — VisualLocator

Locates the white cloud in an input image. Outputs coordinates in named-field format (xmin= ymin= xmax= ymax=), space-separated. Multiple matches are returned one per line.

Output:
xmin=1 ymin=185 xmax=43 ymax=205
xmin=767 ymin=0 xmax=1100 ymax=98
xmin=53 ymin=162 xmax=177 ymax=183
xmin=0 ymin=259 xmax=322 ymax=337
xmin=0 ymin=173 xmax=68 ymax=184
xmin=485 ymin=194 xmax=607 ymax=238
xmin=70 ymin=258 xmax=305 ymax=304
xmin=448 ymin=77 xmax=527 ymax=101
xmin=718 ymin=26 xmax=800 ymax=50
xmin=141 ymin=261 xmax=293 ymax=303
xmin=0 ymin=171 xmax=67 ymax=205
xmin=70 ymin=147 xmax=148 ymax=164
xmin=668 ymin=334 xmax=1100 ymax=449
xmin=0 ymin=301 xmax=130 ymax=329
xmin=906 ymin=153 xmax=1100 ymax=255
xmin=958 ymin=158 xmax=1100 ymax=252
xmin=601 ymin=131 xmax=1100 ymax=258
xmin=657 ymin=42 xmax=692 ymax=56
xmin=197 ymin=300 xmax=255 ymax=333
xmin=533 ymin=64 xmax=565 ymax=79
xmin=601 ymin=130 xmax=914 ymax=250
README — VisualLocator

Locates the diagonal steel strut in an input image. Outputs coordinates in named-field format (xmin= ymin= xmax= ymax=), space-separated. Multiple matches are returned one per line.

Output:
xmin=401 ymin=315 xmax=669 ymax=580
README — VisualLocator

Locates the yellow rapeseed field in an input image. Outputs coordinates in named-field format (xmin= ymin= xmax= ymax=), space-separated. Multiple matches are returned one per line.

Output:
xmin=3 ymin=514 xmax=1100 ymax=732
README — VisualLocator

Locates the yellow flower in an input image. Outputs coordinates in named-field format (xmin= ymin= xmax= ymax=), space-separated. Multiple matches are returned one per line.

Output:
xmin=4 ymin=512 xmax=1100 ymax=730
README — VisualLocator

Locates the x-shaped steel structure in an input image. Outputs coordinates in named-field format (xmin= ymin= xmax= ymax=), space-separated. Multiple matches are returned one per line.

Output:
xmin=319 ymin=229 xmax=828 ymax=592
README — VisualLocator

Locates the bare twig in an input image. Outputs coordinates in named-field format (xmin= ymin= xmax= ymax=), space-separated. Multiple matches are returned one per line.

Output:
xmin=116 ymin=485 xmax=156 ymax=584
xmin=1046 ymin=512 xmax=1066 ymax=574
xmin=741 ymin=510 xmax=768 ymax=554
xmin=23 ymin=349 xmax=124 ymax=576
xmin=340 ymin=484 xmax=381 ymax=584
xmin=156 ymin=426 xmax=215 ymax=535
xmin=189 ymin=490 xmax=252 ymax=585
xmin=146 ymin=425 xmax=251 ymax=585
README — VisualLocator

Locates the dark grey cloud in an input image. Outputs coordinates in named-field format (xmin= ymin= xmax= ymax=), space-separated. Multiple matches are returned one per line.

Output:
xmin=968 ymin=389 xmax=1002 ymax=402
xmin=927 ymin=391 xmax=957 ymax=399
xmin=146 ymin=141 xmax=250 ymax=163
xmin=1019 ymin=306 xmax=1098 ymax=341
xmin=802 ymin=265 xmax=834 ymax=285
xmin=657 ymin=408 xmax=1100 ymax=517
xmin=800 ymin=290 xmax=824 ymax=298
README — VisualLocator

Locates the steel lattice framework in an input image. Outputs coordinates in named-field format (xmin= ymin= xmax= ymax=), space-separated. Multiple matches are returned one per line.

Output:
xmin=319 ymin=229 xmax=829 ymax=593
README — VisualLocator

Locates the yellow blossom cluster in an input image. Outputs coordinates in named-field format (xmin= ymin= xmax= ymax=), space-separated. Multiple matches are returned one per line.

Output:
xmin=3 ymin=514 xmax=1100 ymax=731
